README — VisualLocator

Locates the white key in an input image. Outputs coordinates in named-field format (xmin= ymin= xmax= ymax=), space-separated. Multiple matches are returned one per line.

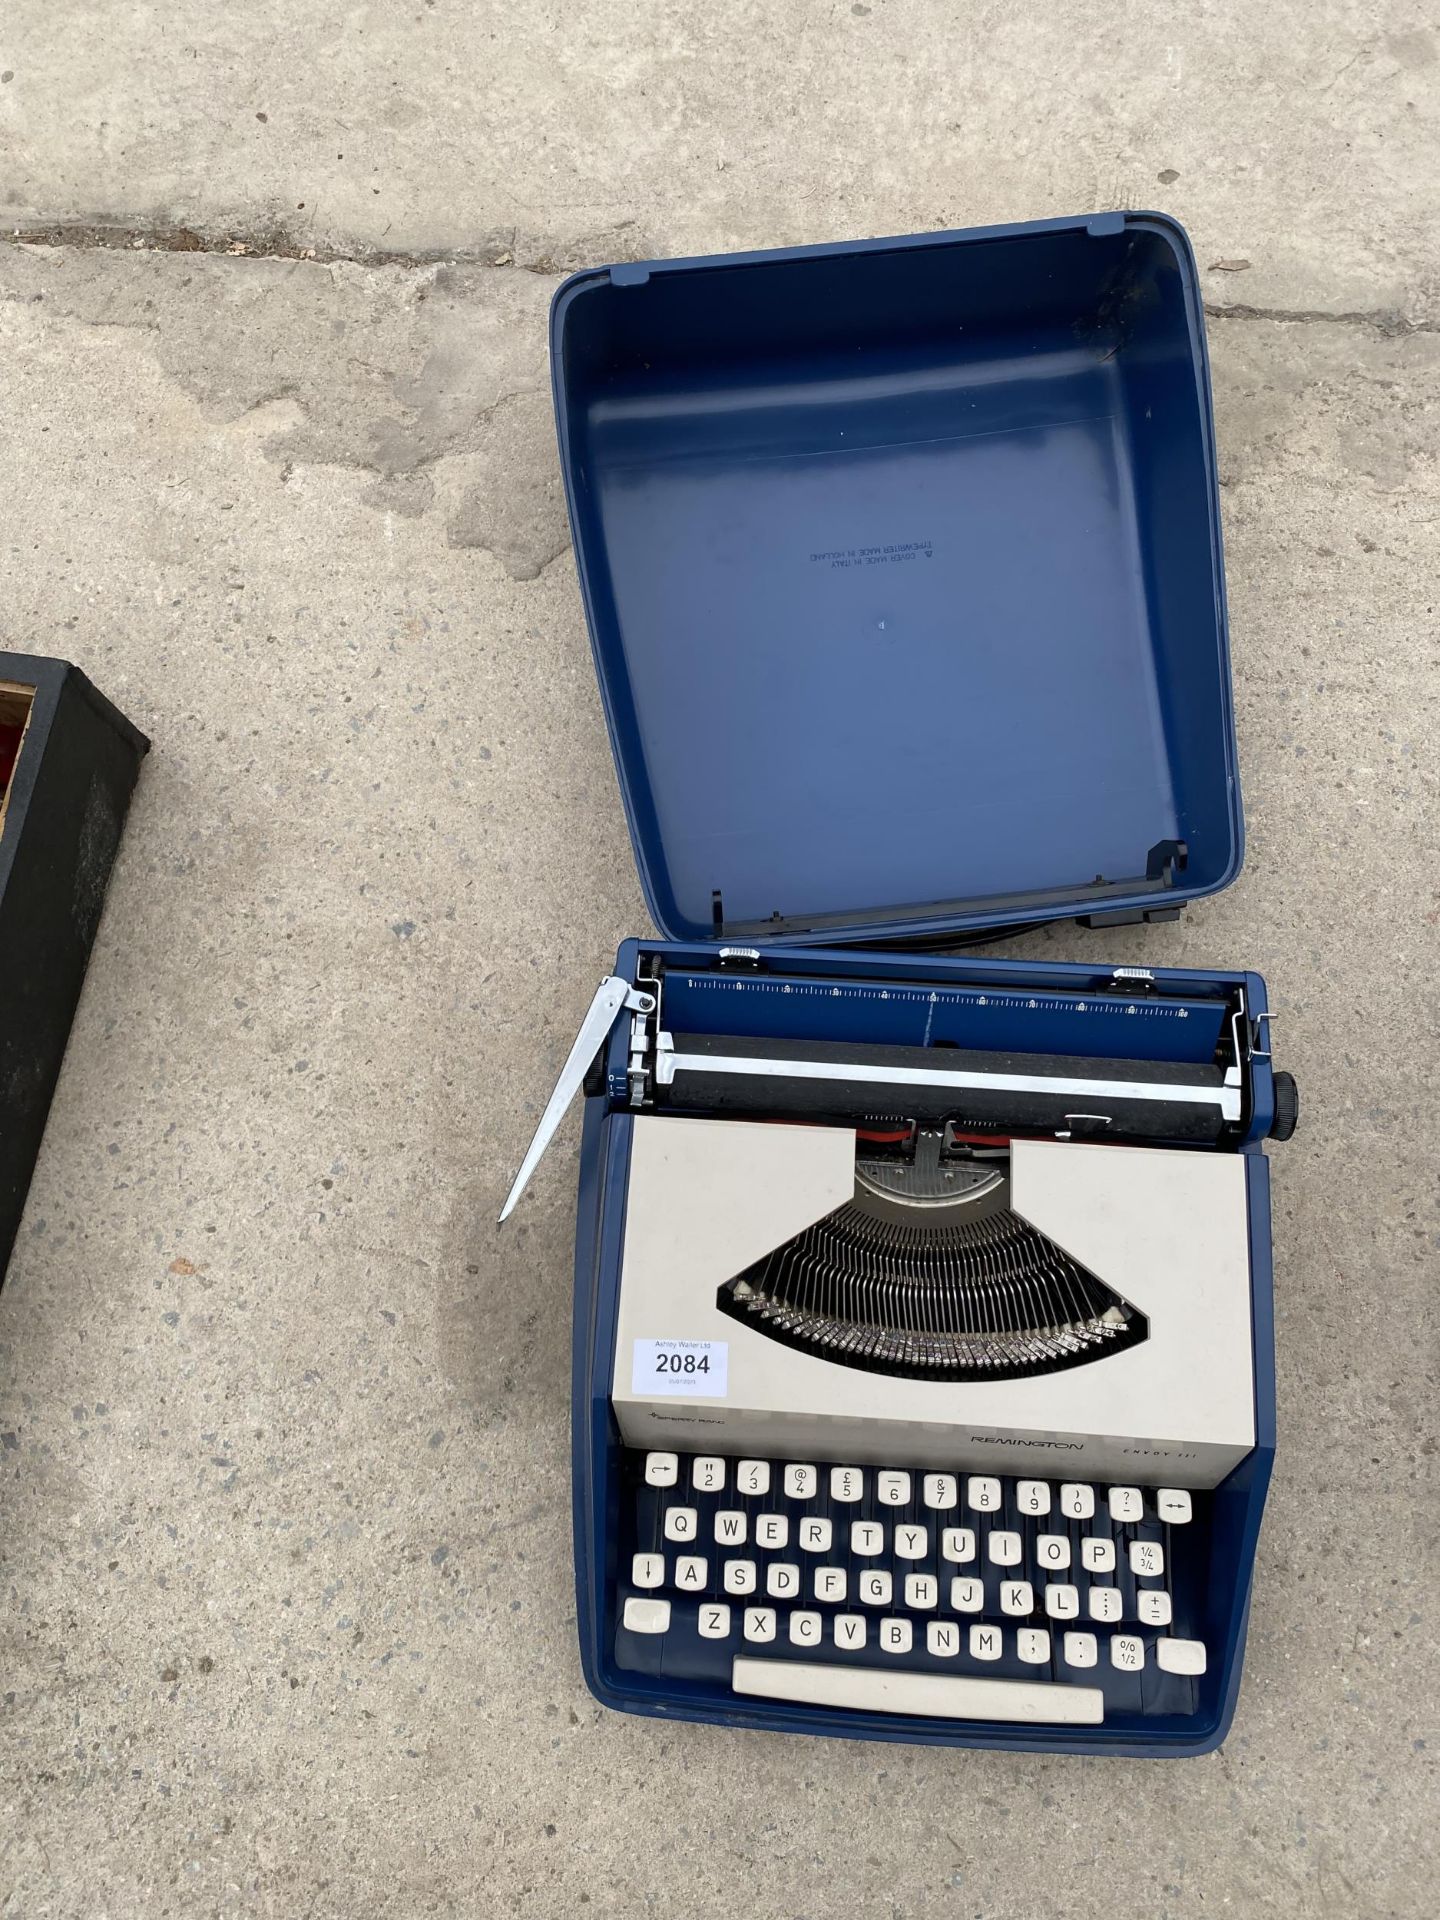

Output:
xmin=799 ymin=1516 xmax=832 ymax=1553
xmin=967 ymin=1475 xmax=1001 ymax=1513
xmin=663 ymin=1507 xmax=698 ymax=1542
xmin=731 ymin=1658 xmax=1104 ymax=1725
xmin=927 ymin=1620 xmax=961 ymax=1659
xmin=815 ymin=1566 xmax=848 ymax=1603
xmin=923 ymin=1473 xmax=959 ymax=1511
xmin=742 ymin=1606 xmax=776 ymax=1643
xmin=859 ymin=1569 xmax=892 ymax=1607
xmin=622 ymin=1596 xmax=670 ymax=1634
xmin=833 ymin=1613 xmax=867 ymax=1651
xmin=714 ymin=1510 xmax=748 ymax=1546
xmin=698 ymin=1602 xmax=730 ymax=1639
xmin=632 ymin=1553 xmax=665 ymax=1590
xmin=1108 ymin=1486 xmax=1144 ymax=1524
xmin=674 ymin=1555 xmax=708 ymax=1590
xmin=1110 ymin=1633 xmax=1146 ymax=1672
xmin=644 ymin=1452 xmax=679 ymax=1488
xmin=1157 ymin=1488 xmax=1193 ymax=1525
xmin=756 ymin=1513 xmax=789 ymax=1551
xmin=988 ymin=1530 xmax=1023 ymax=1568
xmin=766 ymin=1562 xmax=800 ymax=1600
xmin=876 ymin=1471 xmax=911 ymax=1507
xmin=941 ymin=1527 xmax=977 ymax=1564
xmin=789 ymin=1609 xmax=823 ymax=1647
xmin=1130 ymin=1540 xmax=1165 ymax=1579
xmin=1036 ymin=1534 xmax=1071 ymax=1571
xmin=1088 ymin=1586 xmax=1123 ymax=1624
xmin=904 ymin=1573 xmax=938 ymax=1610
xmin=950 ymin=1576 xmax=984 ymax=1614
xmin=736 ymin=1459 xmax=771 ymax=1497
xmin=723 ymin=1558 xmax=757 ymax=1595
xmin=1017 ymin=1627 xmax=1050 ymax=1665
xmin=1081 ymin=1537 xmax=1116 ymax=1574
xmin=1137 ymin=1590 xmax=1173 ymax=1627
xmin=693 ymin=1456 xmax=726 ymax=1493
xmin=895 ymin=1525 xmax=929 ymax=1561
xmin=1156 ymin=1637 xmax=1208 ymax=1676
xmin=830 ymin=1466 xmax=864 ymax=1503
xmin=1000 ymin=1580 xmax=1034 ymax=1617
xmin=850 ymin=1520 xmax=885 ymax=1556
xmin=1017 ymin=1480 xmax=1051 ymax=1517
xmin=880 ymin=1618 xmax=913 ymax=1655
xmin=969 ymin=1623 xmax=1003 ymax=1662
xmin=1045 ymin=1583 xmax=1079 ymax=1620
xmin=784 ymin=1463 xmax=818 ymax=1500
xmin=1063 ymin=1631 xmax=1098 ymax=1668
xmin=1060 ymin=1482 xmax=1095 ymax=1521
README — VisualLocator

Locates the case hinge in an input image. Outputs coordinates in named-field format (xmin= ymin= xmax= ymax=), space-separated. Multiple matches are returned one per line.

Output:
xmin=1077 ymin=905 xmax=1185 ymax=929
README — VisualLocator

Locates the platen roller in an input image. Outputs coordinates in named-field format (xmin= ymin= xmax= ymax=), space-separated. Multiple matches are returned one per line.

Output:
xmin=658 ymin=1033 xmax=1238 ymax=1143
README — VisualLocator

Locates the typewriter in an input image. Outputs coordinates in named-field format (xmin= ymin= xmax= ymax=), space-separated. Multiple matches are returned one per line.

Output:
xmin=507 ymin=212 xmax=1300 ymax=1752
xmin=503 ymin=942 xmax=1295 ymax=1754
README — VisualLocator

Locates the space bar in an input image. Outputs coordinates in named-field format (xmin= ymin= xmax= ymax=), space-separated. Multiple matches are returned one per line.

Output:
xmin=732 ymin=1657 xmax=1104 ymax=1725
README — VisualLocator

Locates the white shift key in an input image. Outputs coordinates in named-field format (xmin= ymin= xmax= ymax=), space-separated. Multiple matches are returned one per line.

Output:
xmin=732 ymin=1659 xmax=1104 ymax=1724
xmin=623 ymin=1596 xmax=671 ymax=1634
xmin=1156 ymin=1637 xmax=1208 ymax=1676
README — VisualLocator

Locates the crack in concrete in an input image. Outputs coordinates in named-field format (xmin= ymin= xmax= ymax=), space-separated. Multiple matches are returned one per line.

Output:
xmin=1205 ymin=300 xmax=1438 ymax=336
xmin=8 ymin=225 xmax=1436 ymax=339
xmin=7 ymin=220 xmax=524 ymax=270
xmin=8 ymin=227 xmax=1437 ymax=337
xmin=5 ymin=219 xmax=636 ymax=277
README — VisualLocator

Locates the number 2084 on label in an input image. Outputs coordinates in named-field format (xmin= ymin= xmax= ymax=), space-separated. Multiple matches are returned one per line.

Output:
xmin=632 ymin=1339 xmax=729 ymax=1397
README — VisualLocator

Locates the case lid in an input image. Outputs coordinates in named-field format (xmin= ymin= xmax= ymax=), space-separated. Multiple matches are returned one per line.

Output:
xmin=550 ymin=212 xmax=1243 ymax=946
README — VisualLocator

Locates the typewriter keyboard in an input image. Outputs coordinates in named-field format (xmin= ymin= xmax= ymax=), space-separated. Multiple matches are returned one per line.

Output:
xmin=614 ymin=1450 xmax=1212 ymax=1725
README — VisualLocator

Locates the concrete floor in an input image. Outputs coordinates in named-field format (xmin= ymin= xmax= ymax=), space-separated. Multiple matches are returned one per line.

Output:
xmin=1 ymin=3 xmax=1437 ymax=1915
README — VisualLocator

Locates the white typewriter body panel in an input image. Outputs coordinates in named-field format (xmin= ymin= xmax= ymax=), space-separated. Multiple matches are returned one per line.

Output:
xmin=610 ymin=1117 xmax=1255 ymax=1489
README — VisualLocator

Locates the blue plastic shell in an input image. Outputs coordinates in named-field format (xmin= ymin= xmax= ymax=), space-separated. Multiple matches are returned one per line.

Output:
xmin=551 ymin=214 xmax=1241 ymax=945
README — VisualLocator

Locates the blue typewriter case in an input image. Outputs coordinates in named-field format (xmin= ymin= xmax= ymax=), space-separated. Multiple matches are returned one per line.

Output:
xmin=553 ymin=210 xmax=1239 ymax=945
xmin=545 ymin=214 xmax=1289 ymax=1756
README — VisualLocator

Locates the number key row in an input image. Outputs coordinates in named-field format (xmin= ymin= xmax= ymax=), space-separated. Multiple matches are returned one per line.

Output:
xmin=642 ymin=1453 xmax=1192 ymax=1523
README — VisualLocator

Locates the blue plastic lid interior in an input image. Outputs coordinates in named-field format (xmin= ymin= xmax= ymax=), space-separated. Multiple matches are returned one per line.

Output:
xmin=551 ymin=213 xmax=1242 ymax=944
